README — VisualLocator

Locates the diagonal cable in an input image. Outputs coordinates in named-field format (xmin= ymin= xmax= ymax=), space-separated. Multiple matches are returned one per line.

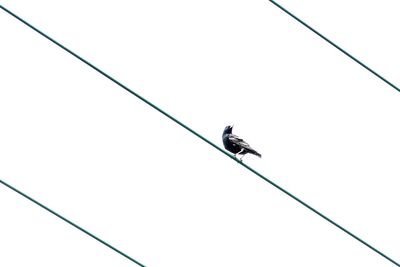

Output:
xmin=269 ymin=0 xmax=400 ymax=93
xmin=1 ymin=4 xmax=399 ymax=266
xmin=0 ymin=179 xmax=146 ymax=267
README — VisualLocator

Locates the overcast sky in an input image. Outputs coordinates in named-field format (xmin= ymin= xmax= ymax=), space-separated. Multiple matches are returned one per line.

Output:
xmin=1 ymin=1 xmax=399 ymax=266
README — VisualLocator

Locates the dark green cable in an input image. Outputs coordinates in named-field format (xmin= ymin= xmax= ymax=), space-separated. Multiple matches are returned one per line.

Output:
xmin=269 ymin=0 xmax=400 ymax=93
xmin=1 ymin=4 xmax=398 ymax=266
xmin=0 ymin=179 xmax=146 ymax=267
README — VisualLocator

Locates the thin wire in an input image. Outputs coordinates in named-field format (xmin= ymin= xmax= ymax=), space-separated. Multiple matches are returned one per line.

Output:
xmin=1 ymin=4 xmax=399 ymax=266
xmin=0 ymin=179 xmax=146 ymax=267
xmin=268 ymin=0 xmax=400 ymax=93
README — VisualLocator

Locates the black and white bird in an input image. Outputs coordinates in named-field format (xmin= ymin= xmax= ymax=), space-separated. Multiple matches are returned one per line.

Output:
xmin=222 ymin=125 xmax=261 ymax=160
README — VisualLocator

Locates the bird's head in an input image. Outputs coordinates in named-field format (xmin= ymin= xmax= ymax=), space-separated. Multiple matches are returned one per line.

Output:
xmin=223 ymin=125 xmax=233 ymax=134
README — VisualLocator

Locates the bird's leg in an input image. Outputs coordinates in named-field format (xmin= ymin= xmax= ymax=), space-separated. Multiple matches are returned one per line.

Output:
xmin=233 ymin=153 xmax=241 ymax=162
xmin=237 ymin=148 xmax=246 ymax=161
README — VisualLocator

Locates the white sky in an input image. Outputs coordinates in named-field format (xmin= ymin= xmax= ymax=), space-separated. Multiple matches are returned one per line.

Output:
xmin=1 ymin=1 xmax=399 ymax=266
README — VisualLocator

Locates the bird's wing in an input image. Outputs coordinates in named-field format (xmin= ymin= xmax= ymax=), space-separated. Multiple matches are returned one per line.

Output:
xmin=229 ymin=134 xmax=252 ymax=149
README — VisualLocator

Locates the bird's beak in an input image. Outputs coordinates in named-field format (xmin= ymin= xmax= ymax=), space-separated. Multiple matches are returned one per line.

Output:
xmin=231 ymin=124 xmax=234 ymax=129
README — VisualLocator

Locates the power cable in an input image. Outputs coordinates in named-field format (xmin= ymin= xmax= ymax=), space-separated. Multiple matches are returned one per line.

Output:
xmin=1 ymin=4 xmax=398 ymax=266
xmin=269 ymin=0 xmax=400 ymax=93
xmin=0 ymin=179 xmax=146 ymax=267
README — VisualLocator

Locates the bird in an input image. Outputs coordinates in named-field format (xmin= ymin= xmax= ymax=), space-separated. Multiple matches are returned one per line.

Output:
xmin=222 ymin=125 xmax=261 ymax=160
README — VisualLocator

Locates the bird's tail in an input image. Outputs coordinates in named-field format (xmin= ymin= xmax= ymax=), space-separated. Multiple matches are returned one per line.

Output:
xmin=250 ymin=150 xmax=262 ymax=158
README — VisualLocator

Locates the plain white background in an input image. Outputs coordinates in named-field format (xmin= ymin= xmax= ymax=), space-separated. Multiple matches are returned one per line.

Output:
xmin=1 ymin=1 xmax=399 ymax=266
